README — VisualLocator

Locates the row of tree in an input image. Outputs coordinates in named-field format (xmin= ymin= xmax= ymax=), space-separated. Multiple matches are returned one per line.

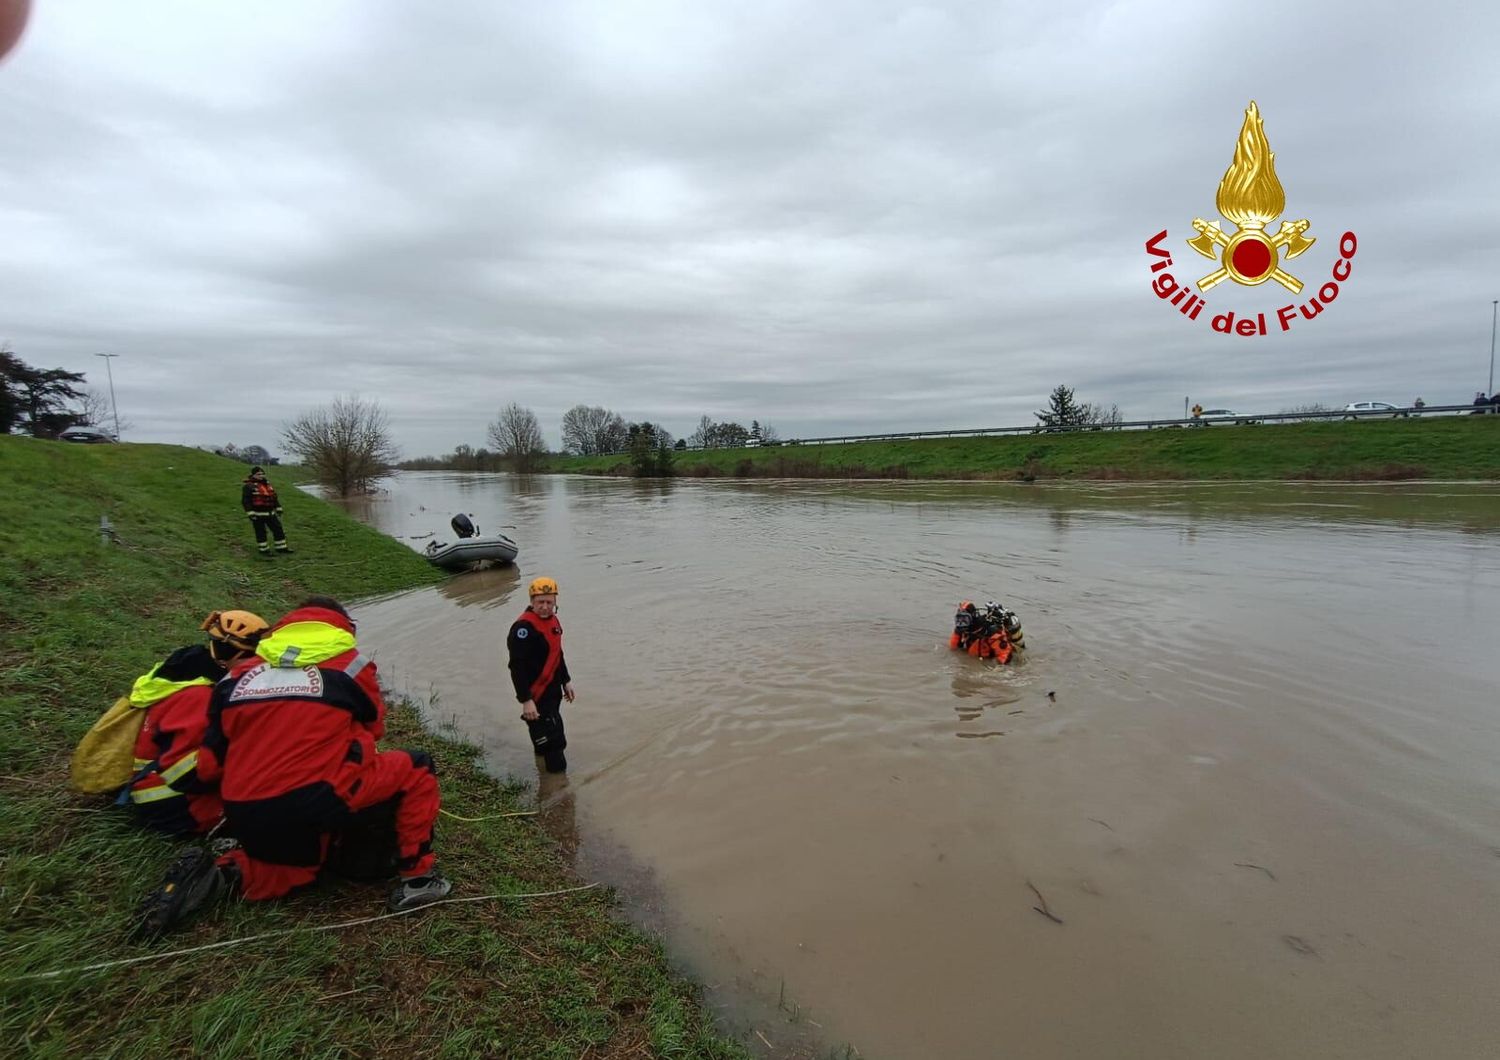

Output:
xmin=686 ymin=416 xmax=780 ymax=449
xmin=400 ymin=402 xmax=681 ymax=478
xmin=559 ymin=406 xmax=782 ymax=455
xmin=1033 ymin=385 xmax=1123 ymax=430
xmin=492 ymin=403 xmax=678 ymax=476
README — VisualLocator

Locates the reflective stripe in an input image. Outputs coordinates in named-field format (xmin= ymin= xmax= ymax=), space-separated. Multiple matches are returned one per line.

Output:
xmin=133 ymin=757 xmax=152 ymax=769
xmin=345 ymin=653 xmax=371 ymax=681
xmin=158 ymin=751 xmax=199 ymax=787
xmin=278 ymin=646 xmax=302 ymax=666
xmin=128 ymin=663 xmax=213 ymax=708
xmin=129 ymin=783 xmax=183 ymax=805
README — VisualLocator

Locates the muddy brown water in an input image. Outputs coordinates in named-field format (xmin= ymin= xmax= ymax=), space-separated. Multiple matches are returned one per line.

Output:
xmin=335 ymin=474 xmax=1500 ymax=1059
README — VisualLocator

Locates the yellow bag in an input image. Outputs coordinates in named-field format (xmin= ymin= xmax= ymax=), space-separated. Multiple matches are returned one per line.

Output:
xmin=69 ymin=696 xmax=147 ymax=794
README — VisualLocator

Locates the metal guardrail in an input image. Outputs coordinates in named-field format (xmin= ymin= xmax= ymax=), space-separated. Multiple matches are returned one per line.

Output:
xmin=589 ymin=404 xmax=1494 ymax=457
xmin=657 ymin=404 xmax=1490 ymax=452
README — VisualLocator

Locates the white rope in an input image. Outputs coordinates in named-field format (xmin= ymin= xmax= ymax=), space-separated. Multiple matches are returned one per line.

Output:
xmin=6 ymin=882 xmax=601 ymax=983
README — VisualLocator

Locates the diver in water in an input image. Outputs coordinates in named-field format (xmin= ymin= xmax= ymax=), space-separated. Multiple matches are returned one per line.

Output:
xmin=950 ymin=600 xmax=1024 ymax=663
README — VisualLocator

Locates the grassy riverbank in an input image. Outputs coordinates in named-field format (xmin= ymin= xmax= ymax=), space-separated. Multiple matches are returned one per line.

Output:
xmin=550 ymin=416 xmax=1500 ymax=480
xmin=0 ymin=437 xmax=746 ymax=1058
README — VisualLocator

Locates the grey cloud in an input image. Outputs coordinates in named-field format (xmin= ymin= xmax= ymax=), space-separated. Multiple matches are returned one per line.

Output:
xmin=1 ymin=0 xmax=1496 ymax=455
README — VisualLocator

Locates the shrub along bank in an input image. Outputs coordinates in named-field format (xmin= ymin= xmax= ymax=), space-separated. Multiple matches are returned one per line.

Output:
xmin=549 ymin=416 xmax=1500 ymax=481
xmin=0 ymin=436 xmax=745 ymax=1059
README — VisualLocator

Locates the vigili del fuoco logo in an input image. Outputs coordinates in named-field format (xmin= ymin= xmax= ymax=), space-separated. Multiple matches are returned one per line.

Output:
xmin=1145 ymin=101 xmax=1358 ymax=336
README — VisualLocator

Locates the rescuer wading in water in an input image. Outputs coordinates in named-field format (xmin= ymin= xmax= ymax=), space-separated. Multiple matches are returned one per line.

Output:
xmin=507 ymin=576 xmax=575 ymax=773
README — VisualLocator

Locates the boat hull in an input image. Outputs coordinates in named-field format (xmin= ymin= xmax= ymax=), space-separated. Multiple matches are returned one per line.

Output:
xmin=425 ymin=534 xmax=519 ymax=570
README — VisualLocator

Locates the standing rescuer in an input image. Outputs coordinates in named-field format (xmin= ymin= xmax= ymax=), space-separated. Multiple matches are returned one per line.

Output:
xmin=508 ymin=576 xmax=575 ymax=773
xmin=241 ymin=465 xmax=292 ymax=556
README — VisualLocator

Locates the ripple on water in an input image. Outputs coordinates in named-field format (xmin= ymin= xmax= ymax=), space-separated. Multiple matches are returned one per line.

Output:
xmin=345 ymin=474 xmax=1500 ymax=1060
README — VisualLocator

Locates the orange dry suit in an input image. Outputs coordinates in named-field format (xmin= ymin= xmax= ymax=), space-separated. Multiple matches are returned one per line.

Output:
xmin=124 ymin=645 xmax=226 ymax=836
xmin=949 ymin=602 xmax=1018 ymax=664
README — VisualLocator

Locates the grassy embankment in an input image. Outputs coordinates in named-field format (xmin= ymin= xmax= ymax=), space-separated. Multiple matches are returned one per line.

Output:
xmin=550 ymin=416 xmax=1500 ymax=480
xmin=0 ymin=437 xmax=746 ymax=1059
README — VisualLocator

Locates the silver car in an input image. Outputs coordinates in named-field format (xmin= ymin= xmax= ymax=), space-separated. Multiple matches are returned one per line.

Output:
xmin=1341 ymin=401 xmax=1407 ymax=420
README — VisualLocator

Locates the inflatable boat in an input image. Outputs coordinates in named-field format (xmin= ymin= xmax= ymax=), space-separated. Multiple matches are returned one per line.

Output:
xmin=424 ymin=514 xmax=519 ymax=570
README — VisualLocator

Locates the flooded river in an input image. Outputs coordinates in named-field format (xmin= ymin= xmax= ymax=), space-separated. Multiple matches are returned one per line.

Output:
xmin=339 ymin=474 xmax=1500 ymax=1059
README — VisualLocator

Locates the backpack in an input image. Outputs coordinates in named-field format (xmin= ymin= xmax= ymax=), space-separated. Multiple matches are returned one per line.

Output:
xmin=70 ymin=695 xmax=148 ymax=794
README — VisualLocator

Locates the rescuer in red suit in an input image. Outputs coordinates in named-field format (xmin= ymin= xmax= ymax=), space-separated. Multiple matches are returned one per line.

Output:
xmin=135 ymin=597 xmax=450 ymax=938
xmin=124 ymin=610 xmax=270 ymax=836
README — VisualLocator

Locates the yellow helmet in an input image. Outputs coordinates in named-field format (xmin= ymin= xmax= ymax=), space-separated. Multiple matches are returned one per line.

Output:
xmin=528 ymin=576 xmax=558 ymax=598
xmin=201 ymin=609 xmax=270 ymax=653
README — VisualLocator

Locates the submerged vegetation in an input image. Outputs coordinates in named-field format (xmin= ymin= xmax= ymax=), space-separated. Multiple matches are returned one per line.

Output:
xmin=0 ymin=437 xmax=745 ymax=1058
xmin=547 ymin=417 xmax=1500 ymax=481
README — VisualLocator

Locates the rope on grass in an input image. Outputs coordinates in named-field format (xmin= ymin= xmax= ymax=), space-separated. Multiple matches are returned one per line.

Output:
xmin=5 ymin=882 xmax=602 ymax=983
xmin=439 ymin=807 xmax=537 ymax=822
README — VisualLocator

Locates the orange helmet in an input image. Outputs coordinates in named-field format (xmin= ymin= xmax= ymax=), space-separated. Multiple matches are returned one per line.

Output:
xmin=528 ymin=576 xmax=558 ymax=598
xmin=201 ymin=609 xmax=270 ymax=653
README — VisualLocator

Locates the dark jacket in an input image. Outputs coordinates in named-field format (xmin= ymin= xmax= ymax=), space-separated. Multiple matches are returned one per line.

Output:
xmin=242 ymin=477 xmax=280 ymax=513
xmin=507 ymin=608 xmax=570 ymax=707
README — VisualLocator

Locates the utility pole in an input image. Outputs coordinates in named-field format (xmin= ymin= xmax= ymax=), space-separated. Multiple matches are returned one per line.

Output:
xmin=96 ymin=353 xmax=121 ymax=440
xmin=1489 ymin=300 xmax=1497 ymax=397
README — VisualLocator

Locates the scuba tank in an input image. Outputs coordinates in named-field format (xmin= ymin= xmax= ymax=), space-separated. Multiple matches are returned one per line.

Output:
xmin=983 ymin=601 xmax=1025 ymax=648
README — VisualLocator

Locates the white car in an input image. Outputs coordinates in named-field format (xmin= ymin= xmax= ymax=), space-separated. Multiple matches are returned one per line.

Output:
xmin=1341 ymin=401 xmax=1407 ymax=419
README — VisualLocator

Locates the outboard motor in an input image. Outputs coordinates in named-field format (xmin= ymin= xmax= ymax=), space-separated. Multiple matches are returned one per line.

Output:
xmin=451 ymin=513 xmax=479 ymax=539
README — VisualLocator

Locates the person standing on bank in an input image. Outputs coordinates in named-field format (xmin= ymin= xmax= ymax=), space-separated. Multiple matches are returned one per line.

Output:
xmin=241 ymin=465 xmax=292 ymax=556
xmin=507 ymin=576 xmax=575 ymax=773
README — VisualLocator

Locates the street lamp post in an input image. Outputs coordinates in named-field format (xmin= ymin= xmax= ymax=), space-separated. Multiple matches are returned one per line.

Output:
xmin=96 ymin=353 xmax=121 ymax=440
xmin=1489 ymin=300 xmax=1497 ymax=398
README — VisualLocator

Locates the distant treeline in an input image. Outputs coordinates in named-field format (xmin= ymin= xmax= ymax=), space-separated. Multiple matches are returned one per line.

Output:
xmin=398 ymin=404 xmax=788 ymax=476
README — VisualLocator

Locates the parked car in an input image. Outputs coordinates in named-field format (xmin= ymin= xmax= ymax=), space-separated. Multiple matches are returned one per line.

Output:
xmin=58 ymin=426 xmax=116 ymax=444
xmin=1341 ymin=401 xmax=1407 ymax=419
xmin=1190 ymin=408 xmax=1259 ymax=426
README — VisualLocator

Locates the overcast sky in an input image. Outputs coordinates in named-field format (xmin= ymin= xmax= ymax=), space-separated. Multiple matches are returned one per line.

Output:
xmin=2 ymin=1 xmax=1497 ymax=455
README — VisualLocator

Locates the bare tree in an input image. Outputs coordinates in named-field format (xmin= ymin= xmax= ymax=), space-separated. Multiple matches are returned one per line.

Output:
xmin=759 ymin=423 xmax=781 ymax=444
xmin=282 ymin=394 xmax=399 ymax=496
xmin=488 ymin=402 xmax=546 ymax=472
xmin=597 ymin=413 xmax=628 ymax=454
xmin=560 ymin=404 xmax=628 ymax=455
xmin=75 ymin=386 xmax=133 ymax=437
xmin=1079 ymin=402 xmax=1123 ymax=428
xmin=688 ymin=415 xmax=715 ymax=449
xmin=711 ymin=421 xmax=750 ymax=448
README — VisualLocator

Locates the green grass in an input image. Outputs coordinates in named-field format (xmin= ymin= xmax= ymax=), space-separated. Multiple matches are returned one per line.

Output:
xmin=0 ymin=436 xmax=747 ymax=1059
xmin=548 ymin=416 xmax=1500 ymax=480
